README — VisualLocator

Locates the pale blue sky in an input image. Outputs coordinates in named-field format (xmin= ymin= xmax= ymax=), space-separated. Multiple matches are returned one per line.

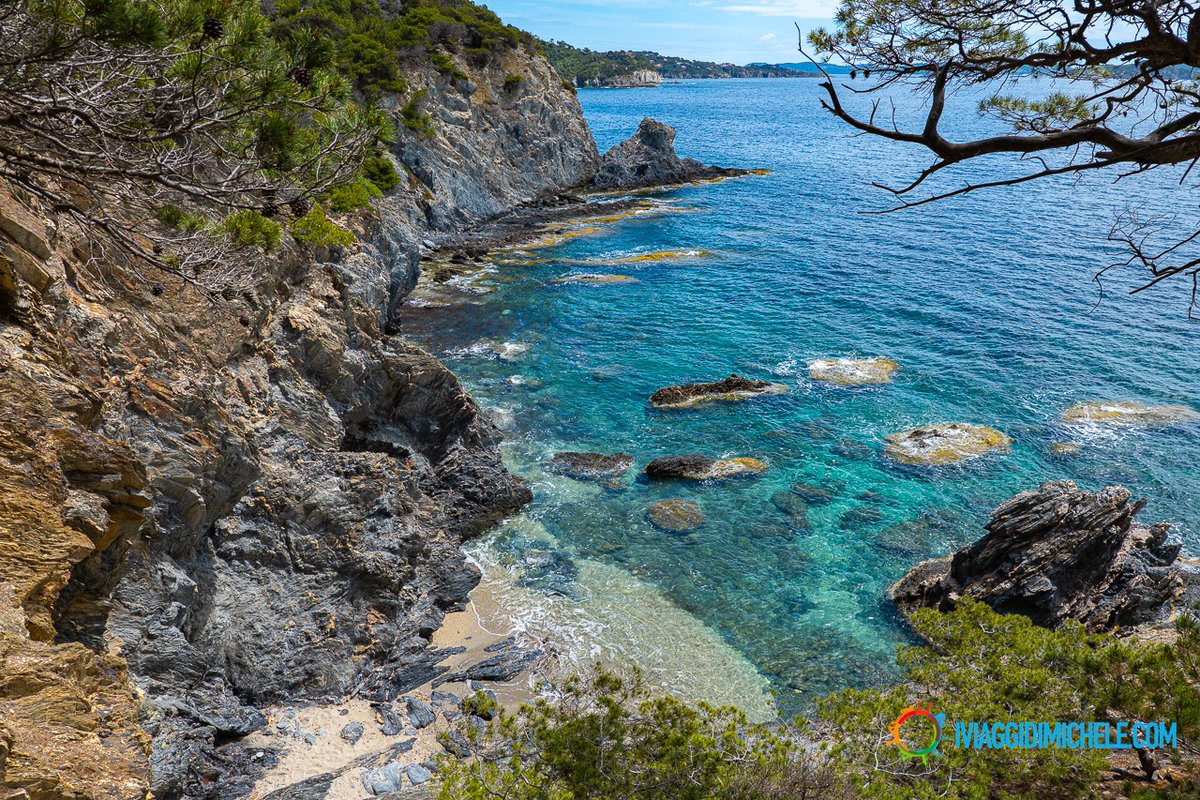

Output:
xmin=482 ymin=1 xmax=840 ymax=64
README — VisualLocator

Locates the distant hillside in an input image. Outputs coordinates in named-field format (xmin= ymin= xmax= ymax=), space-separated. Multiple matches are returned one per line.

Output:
xmin=540 ymin=40 xmax=816 ymax=87
xmin=769 ymin=61 xmax=854 ymax=74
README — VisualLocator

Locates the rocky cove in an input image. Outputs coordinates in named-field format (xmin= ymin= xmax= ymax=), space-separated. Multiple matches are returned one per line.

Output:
xmin=2 ymin=16 xmax=1200 ymax=800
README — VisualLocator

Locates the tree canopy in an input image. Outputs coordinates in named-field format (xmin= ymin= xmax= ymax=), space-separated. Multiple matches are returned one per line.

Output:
xmin=806 ymin=0 xmax=1200 ymax=312
xmin=0 ymin=0 xmax=388 ymax=292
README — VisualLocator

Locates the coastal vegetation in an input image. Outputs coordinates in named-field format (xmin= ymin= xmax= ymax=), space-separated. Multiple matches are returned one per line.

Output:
xmin=540 ymin=39 xmax=812 ymax=86
xmin=438 ymin=600 xmax=1200 ymax=799
xmin=807 ymin=0 xmax=1200 ymax=311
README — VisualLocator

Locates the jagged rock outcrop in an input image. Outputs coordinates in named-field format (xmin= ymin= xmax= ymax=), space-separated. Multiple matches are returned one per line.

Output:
xmin=890 ymin=481 xmax=1186 ymax=631
xmin=0 ymin=36 xmax=598 ymax=800
xmin=593 ymin=118 xmax=750 ymax=190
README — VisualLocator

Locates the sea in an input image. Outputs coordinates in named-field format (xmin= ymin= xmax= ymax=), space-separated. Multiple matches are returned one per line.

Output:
xmin=402 ymin=78 xmax=1200 ymax=717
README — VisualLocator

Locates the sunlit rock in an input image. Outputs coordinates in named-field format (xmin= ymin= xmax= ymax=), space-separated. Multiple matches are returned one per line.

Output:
xmin=884 ymin=423 xmax=1011 ymax=465
xmin=807 ymin=356 xmax=899 ymax=386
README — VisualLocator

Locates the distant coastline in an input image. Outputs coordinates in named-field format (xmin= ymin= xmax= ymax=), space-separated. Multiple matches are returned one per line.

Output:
xmin=541 ymin=39 xmax=850 ymax=88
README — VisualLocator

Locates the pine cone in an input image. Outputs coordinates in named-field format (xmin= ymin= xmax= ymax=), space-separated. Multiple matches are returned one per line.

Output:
xmin=261 ymin=202 xmax=279 ymax=218
xmin=202 ymin=17 xmax=224 ymax=40
xmin=290 ymin=67 xmax=313 ymax=88
xmin=289 ymin=198 xmax=310 ymax=217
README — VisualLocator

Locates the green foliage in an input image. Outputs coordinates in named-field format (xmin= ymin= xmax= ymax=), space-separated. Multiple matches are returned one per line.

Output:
xmin=819 ymin=599 xmax=1200 ymax=799
xmin=323 ymin=176 xmax=381 ymax=212
xmin=503 ymin=73 xmax=522 ymax=91
xmin=361 ymin=154 xmax=400 ymax=191
xmin=268 ymin=0 xmax=533 ymax=93
xmin=401 ymin=88 xmax=434 ymax=136
xmin=438 ymin=668 xmax=844 ymax=800
xmin=154 ymin=205 xmax=207 ymax=234
xmin=221 ymin=210 xmax=282 ymax=249
xmin=538 ymin=39 xmax=802 ymax=85
xmin=290 ymin=204 xmax=354 ymax=246
xmin=430 ymin=51 xmax=467 ymax=80
xmin=461 ymin=689 xmax=499 ymax=720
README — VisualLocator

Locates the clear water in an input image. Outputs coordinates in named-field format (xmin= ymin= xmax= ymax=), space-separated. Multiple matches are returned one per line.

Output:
xmin=401 ymin=79 xmax=1200 ymax=710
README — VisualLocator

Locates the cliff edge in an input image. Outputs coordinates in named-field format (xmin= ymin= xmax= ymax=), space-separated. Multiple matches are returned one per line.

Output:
xmin=0 ymin=37 xmax=597 ymax=800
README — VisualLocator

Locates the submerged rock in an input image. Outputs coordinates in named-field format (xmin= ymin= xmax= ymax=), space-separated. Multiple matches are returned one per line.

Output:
xmin=770 ymin=491 xmax=809 ymax=528
xmin=890 ymin=481 xmax=1185 ymax=631
xmin=1062 ymin=400 xmax=1199 ymax=428
xmin=884 ymin=423 xmax=1011 ymax=465
xmin=1048 ymin=441 xmax=1083 ymax=457
xmin=593 ymin=118 xmax=752 ymax=190
xmin=807 ymin=356 xmax=899 ymax=385
xmin=649 ymin=373 xmax=787 ymax=409
xmin=789 ymin=481 xmax=841 ymax=504
xmin=647 ymin=498 xmax=706 ymax=532
xmin=546 ymin=451 xmax=634 ymax=485
xmin=644 ymin=455 xmax=766 ymax=481
xmin=550 ymin=272 xmax=639 ymax=284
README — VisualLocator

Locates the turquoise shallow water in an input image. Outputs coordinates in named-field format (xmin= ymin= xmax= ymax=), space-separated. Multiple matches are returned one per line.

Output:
xmin=403 ymin=79 xmax=1200 ymax=706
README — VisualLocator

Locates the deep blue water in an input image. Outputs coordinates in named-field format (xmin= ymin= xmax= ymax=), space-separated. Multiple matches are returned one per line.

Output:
xmin=403 ymin=79 xmax=1199 ymax=708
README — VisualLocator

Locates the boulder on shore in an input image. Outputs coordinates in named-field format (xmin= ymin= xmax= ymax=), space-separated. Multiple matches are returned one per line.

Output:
xmin=593 ymin=118 xmax=752 ymax=190
xmin=889 ymin=481 xmax=1185 ymax=631
xmin=644 ymin=454 xmax=766 ymax=481
xmin=884 ymin=423 xmax=1010 ymax=465
xmin=649 ymin=374 xmax=787 ymax=409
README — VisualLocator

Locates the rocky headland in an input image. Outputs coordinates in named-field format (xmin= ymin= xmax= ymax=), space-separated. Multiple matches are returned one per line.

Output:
xmin=890 ymin=481 xmax=1188 ymax=632
xmin=593 ymin=118 xmax=755 ymax=190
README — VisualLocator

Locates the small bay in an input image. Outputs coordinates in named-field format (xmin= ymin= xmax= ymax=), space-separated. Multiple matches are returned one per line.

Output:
xmin=403 ymin=78 xmax=1200 ymax=710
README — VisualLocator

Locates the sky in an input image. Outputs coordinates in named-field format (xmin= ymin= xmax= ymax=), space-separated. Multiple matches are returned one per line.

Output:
xmin=481 ymin=0 xmax=841 ymax=64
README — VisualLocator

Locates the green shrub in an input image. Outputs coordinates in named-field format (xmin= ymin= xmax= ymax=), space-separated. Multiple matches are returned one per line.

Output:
xmin=361 ymin=155 xmax=401 ymax=191
xmin=290 ymin=204 xmax=354 ymax=246
xmin=560 ymin=76 xmax=577 ymax=94
xmin=221 ymin=210 xmax=282 ymax=249
xmin=401 ymin=89 xmax=435 ymax=136
xmin=154 ymin=205 xmax=207 ymax=234
xmin=502 ymin=73 xmax=522 ymax=91
xmin=438 ymin=669 xmax=846 ymax=800
xmin=430 ymin=51 xmax=467 ymax=80
xmin=323 ymin=176 xmax=382 ymax=212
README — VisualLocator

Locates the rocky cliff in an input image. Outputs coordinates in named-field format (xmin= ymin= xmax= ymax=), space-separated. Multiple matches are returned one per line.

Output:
xmin=0 ymin=42 xmax=596 ymax=800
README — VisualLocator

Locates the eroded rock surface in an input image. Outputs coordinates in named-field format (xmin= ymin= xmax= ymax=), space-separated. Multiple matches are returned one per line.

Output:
xmin=647 ymin=499 xmax=705 ymax=532
xmin=649 ymin=374 xmax=787 ymax=409
xmin=1062 ymin=400 xmax=1199 ymax=428
xmin=0 ymin=38 xmax=597 ymax=800
xmin=644 ymin=455 xmax=766 ymax=481
xmin=593 ymin=118 xmax=751 ymax=190
xmin=890 ymin=481 xmax=1185 ymax=631
xmin=884 ymin=423 xmax=1010 ymax=465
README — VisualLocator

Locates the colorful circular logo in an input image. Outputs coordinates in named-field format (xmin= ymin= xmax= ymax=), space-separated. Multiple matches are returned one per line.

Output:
xmin=887 ymin=701 xmax=946 ymax=763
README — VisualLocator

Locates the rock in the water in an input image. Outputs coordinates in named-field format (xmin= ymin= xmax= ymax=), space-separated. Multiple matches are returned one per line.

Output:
xmin=807 ymin=356 xmax=898 ymax=385
xmin=789 ymin=482 xmax=840 ymax=504
xmin=770 ymin=492 xmax=808 ymax=527
xmin=649 ymin=373 xmax=787 ymax=409
xmin=889 ymin=481 xmax=1185 ymax=631
xmin=550 ymin=272 xmax=638 ymax=284
xmin=647 ymin=499 xmax=706 ymax=532
xmin=593 ymin=118 xmax=751 ymax=190
xmin=1062 ymin=400 xmax=1199 ymax=428
xmin=546 ymin=451 xmax=634 ymax=485
xmin=340 ymin=721 xmax=365 ymax=744
xmin=884 ymin=423 xmax=1011 ymax=465
xmin=840 ymin=505 xmax=883 ymax=529
xmin=1048 ymin=441 xmax=1083 ymax=457
xmin=644 ymin=455 xmax=766 ymax=481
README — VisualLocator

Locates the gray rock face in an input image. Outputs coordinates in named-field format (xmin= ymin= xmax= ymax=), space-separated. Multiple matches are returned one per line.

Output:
xmin=890 ymin=481 xmax=1185 ymax=630
xmin=0 ymin=39 xmax=598 ymax=800
xmin=593 ymin=118 xmax=750 ymax=190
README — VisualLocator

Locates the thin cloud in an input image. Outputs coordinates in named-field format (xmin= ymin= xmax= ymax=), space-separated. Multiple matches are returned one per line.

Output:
xmin=720 ymin=1 xmax=839 ymax=16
